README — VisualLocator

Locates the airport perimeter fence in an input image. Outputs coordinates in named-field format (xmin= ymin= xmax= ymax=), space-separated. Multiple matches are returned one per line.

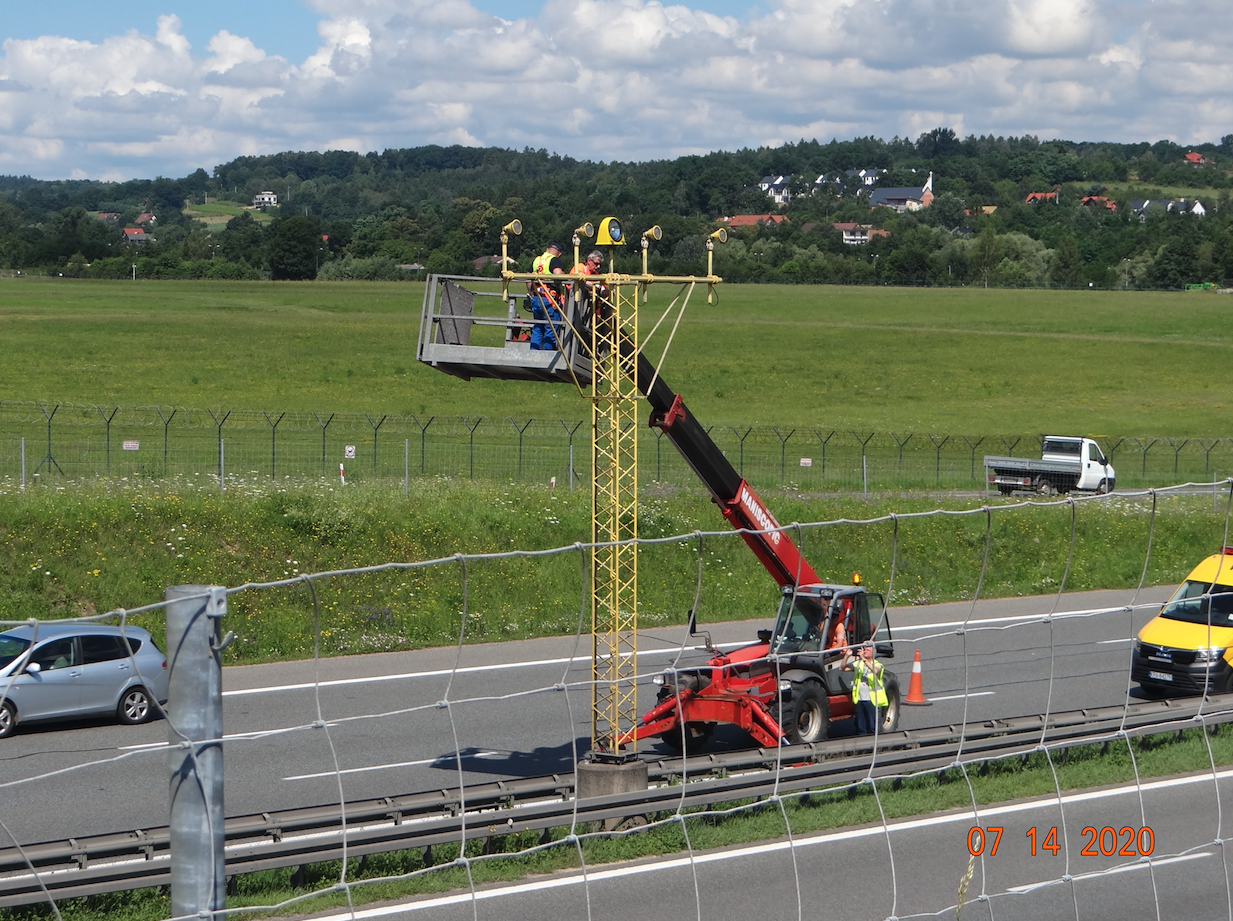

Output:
xmin=1 ymin=399 xmax=1229 ymax=494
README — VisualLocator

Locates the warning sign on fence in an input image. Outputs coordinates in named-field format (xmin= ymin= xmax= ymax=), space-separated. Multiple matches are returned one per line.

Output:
xmin=123 ymin=440 xmax=140 ymax=451
xmin=800 ymin=457 xmax=812 ymax=467
xmin=344 ymin=445 xmax=356 ymax=459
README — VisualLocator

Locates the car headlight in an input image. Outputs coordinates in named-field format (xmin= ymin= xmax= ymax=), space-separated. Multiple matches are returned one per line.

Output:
xmin=1194 ymin=647 xmax=1226 ymax=663
xmin=1132 ymin=637 xmax=1141 ymax=653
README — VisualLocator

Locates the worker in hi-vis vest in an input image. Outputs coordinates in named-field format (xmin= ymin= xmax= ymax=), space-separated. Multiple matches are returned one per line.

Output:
xmin=845 ymin=642 xmax=888 ymax=735
xmin=528 ymin=242 xmax=566 ymax=350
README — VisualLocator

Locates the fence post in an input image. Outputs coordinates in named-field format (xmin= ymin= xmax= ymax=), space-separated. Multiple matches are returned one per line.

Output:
xmin=263 ymin=411 xmax=285 ymax=479
xmin=853 ymin=431 xmax=875 ymax=489
xmin=20 ymin=436 xmax=25 ymax=490
xmin=207 ymin=410 xmax=230 ymax=486
xmin=166 ymin=584 xmax=226 ymax=921
xmin=404 ymin=439 xmax=409 ymax=498
xmin=313 ymin=413 xmax=335 ymax=475
xmin=156 ymin=408 xmax=177 ymax=475
xmin=1164 ymin=437 xmax=1189 ymax=477
xmin=464 ymin=417 xmax=483 ymax=479
xmin=219 ymin=439 xmax=225 ymax=492
xmin=891 ymin=432 xmax=913 ymax=476
xmin=1137 ymin=438 xmax=1158 ymax=479
xmin=729 ymin=426 xmax=753 ymax=477
xmin=412 ymin=415 xmax=435 ymax=475
xmin=928 ymin=434 xmax=950 ymax=485
xmin=772 ymin=427 xmax=795 ymax=483
xmin=961 ymin=435 xmax=985 ymax=481
xmin=509 ymin=417 xmax=533 ymax=479
xmin=561 ymin=420 xmax=583 ymax=488
xmin=365 ymin=413 xmax=387 ymax=476
xmin=96 ymin=405 xmax=119 ymax=475
xmin=813 ymin=429 xmax=835 ymax=478
xmin=1199 ymin=439 xmax=1220 ymax=476
xmin=35 ymin=402 xmax=63 ymax=476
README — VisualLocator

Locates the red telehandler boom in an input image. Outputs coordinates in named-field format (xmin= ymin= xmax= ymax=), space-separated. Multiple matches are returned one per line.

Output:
xmin=623 ymin=346 xmax=900 ymax=750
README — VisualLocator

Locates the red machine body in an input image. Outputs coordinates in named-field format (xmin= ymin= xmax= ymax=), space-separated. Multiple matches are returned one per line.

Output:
xmin=623 ymin=354 xmax=897 ymax=751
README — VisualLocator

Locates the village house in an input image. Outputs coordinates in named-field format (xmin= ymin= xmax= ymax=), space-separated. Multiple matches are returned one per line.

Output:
xmin=252 ymin=191 xmax=279 ymax=208
xmin=868 ymin=172 xmax=934 ymax=212
xmin=831 ymin=222 xmax=889 ymax=245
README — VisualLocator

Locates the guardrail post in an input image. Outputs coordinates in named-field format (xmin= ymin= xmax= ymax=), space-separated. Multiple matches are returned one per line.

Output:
xmin=166 ymin=584 xmax=227 ymax=921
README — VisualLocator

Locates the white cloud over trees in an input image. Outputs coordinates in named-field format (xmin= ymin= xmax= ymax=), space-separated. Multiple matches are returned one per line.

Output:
xmin=0 ymin=0 xmax=1229 ymax=179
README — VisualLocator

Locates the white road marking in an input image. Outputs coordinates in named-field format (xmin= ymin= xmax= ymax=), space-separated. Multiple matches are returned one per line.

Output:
xmin=223 ymin=645 xmax=742 ymax=698
xmin=282 ymin=751 xmax=501 ymax=781
xmin=301 ymin=767 xmax=1233 ymax=918
xmin=926 ymin=691 xmax=996 ymax=702
xmin=222 ymin=602 xmax=1156 ymax=699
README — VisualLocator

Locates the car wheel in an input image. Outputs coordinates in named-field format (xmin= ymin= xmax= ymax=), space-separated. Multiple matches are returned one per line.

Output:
xmin=878 ymin=676 xmax=902 ymax=733
xmin=1096 ymin=478 xmax=1111 ymax=495
xmin=1036 ymin=477 xmax=1053 ymax=496
xmin=0 ymin=700 xmax=14 ymax=739
xmin=782 ymin=681 xmax=829 ymax=744
xmin=117 ymin=686 xmax=157 ymax=725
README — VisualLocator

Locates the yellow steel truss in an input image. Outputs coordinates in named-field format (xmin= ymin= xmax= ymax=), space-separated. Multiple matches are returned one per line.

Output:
xmin=590 ymin=282 xmax=639 ymax=751
xmin=500 ymin=223 xmax=721 ymax=754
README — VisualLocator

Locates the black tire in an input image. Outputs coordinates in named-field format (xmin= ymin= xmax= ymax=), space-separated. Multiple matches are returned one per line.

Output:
xmin=1036 ymin=477 xmax=1053 ymax=496
xmin=0 ymin=700 xmax=14 ymax=739
xmin=781 ymin=681 xmax=829 ymax=744
xmin=117 ymin=686 xmax=157 ymax=725
xmin=1097 ymin=478 xmax=1111 ymax=495
xmin=658 ymin=722 xmax=714 ymax=753
xmin=878 ymin=676 xmax=902 ymax=733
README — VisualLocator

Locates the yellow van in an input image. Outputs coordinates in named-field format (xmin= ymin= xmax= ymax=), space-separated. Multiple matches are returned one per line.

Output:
xmin=1133 ymin=549 xmax=1233 ymax=697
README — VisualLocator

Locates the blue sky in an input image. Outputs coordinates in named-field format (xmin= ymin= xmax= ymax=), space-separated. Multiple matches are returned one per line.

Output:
xmin=4 ymin=1 xmax=768 ymax=62
xmin=0 ymin=0 xmax=1227 ymax=181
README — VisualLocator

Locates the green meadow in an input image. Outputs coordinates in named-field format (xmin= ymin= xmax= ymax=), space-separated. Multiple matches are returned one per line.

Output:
xmin=1 ymin=277 xmax=1231 ymax=435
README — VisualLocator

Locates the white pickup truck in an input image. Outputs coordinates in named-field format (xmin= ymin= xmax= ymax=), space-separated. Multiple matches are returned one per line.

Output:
xmin=984 ymin=436 xmax=1116 ymax=496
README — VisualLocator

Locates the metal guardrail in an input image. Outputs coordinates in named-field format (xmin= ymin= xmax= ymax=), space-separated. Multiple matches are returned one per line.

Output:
xmin=2 ymin=697 xmax=1230 ymax=906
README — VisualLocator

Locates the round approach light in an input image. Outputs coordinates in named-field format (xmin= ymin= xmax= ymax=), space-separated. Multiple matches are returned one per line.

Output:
xmin=597 ymin=217 xmax=623 ymax=246
xmin=503 ymin=219 xmax=523 ymax=236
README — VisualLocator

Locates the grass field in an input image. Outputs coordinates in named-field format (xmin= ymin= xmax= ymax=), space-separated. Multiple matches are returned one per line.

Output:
xmin=181 ymin=201 xmax=271 ymax=226
xmin=1 ymin=278 xmax=1231 ymax=437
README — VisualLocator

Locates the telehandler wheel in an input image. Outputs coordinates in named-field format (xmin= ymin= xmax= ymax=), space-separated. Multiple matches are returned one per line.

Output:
xmin=782 ymin=681 xmax=829 ymax=744
xmin=878 ymin=676 xmax=902 ymax=733
xmin=659 ymin=722 xmax=713 ymax=753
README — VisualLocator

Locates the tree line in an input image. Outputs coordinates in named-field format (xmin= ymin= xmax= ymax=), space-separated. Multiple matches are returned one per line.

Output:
xmin=2 ymin=130 xmax=1233 ymax=288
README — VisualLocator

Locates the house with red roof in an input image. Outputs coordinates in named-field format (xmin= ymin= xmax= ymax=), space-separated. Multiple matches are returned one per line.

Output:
xmin=1184 ymin=152 xmax=1209 ymax=165
xmin=832 ymin=222 xmax=889 ymax=245
xmin=721 ymin=214 xmax=790 ymax=228
xmin=1024 ymin=189 xmax=1059 ymax=204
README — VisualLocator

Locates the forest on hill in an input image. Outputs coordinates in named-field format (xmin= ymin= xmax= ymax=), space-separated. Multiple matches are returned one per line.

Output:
xmin=2 ymin=130 xmax=1232 ymax=289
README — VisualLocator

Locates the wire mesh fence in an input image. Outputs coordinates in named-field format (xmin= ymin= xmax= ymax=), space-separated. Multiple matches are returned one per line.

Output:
xmin=1 ymin=400 xmax=1230 ymax=493
xmin=5 ymin=484 xmax=1233 ymax=920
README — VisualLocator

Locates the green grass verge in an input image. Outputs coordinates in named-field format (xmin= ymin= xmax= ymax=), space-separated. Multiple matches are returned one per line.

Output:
xmin=4 ymin=725 xmax=1228 ymax=921
xmin=182 ymin=202 xmax=272 ymax=225
xmin=0 ymin=481 xmax=1222 ymax=663
xmin=2 ymin=279 xmax=1232 ymax=434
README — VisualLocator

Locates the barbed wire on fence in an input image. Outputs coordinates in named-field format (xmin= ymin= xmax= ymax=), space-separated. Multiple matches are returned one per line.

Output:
xmin=3 ymin=400 xmax=1232 ymax=494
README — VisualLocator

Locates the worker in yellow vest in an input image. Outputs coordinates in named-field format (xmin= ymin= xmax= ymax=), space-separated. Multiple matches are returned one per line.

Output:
xmin=846 ymin=642 xmax=888 ymax=735
xmin=529 ymin=242 xmax=566 ymax=350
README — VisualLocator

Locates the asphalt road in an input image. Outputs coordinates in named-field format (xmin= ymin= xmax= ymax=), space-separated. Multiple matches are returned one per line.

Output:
xmin=0 ymin=586 xmax=1176 ymax=853
xmin=309 ymin=767 xmax=1233 ymax=921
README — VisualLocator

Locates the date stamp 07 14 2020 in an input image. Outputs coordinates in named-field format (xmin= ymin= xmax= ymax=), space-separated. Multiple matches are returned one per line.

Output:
xmin=967 ymin=826 xmax=1156 ymax=858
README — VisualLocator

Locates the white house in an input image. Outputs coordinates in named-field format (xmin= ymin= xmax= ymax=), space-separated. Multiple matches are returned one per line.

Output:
xmin=252 ymin=191 xmax=278 ymax=208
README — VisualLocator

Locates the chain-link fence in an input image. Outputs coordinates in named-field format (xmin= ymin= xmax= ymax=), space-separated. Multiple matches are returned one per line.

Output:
xmin=1 ymin=400 xmax=1229 ymax=492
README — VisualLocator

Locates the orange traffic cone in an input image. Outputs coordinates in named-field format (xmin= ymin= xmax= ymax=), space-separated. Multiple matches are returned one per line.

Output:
xmin=903 ymin=649 xmax=931 ymax=706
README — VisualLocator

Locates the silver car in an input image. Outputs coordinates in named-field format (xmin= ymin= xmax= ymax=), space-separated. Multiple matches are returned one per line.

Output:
xmin=0 ymin=623 xmax=169 ymax=738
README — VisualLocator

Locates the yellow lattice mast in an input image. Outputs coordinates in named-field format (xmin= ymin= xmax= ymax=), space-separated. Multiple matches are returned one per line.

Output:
xmin=500 ymin=217 xmax=722 ymax=754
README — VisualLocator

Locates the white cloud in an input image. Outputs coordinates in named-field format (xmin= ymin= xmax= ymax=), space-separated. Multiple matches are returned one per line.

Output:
xmin=2 ymin=0 xmax=1233 ymax=180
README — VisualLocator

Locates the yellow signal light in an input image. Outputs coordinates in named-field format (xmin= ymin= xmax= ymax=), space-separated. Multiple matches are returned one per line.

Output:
xmin=596 ymin=217 xmax=624 ymax=247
